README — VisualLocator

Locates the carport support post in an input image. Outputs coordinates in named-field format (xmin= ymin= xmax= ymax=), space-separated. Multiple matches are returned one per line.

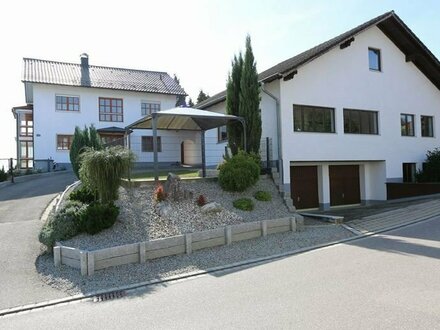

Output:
xmin=201 ymin=130 xmax=206 ymax=178
xmin=152 ymin=113 xmax=159 ymax=181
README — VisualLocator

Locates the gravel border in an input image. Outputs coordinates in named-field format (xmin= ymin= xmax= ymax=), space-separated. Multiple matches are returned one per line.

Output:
xmin=36 ymin=225 xmax=354 ymax=295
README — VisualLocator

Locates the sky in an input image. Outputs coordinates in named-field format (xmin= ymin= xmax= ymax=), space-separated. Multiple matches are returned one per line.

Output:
xmin=1 ymin=0 xmax=439 ymax=159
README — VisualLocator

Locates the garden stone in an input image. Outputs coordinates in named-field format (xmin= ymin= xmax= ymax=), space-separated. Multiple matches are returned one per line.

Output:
xmin=156 ymin=202 xmax=172 ymax=217
xmin=201 ymin=202 xmax=223 ymax=214
xmin=164 ymin=173 xmax=183 ymax=201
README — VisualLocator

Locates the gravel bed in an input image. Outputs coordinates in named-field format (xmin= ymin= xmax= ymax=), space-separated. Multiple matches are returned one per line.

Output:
xmin=61 ymin=177 xmax=292 ymax=250
xmin=36 ymin=225 xmax=354 ymax=295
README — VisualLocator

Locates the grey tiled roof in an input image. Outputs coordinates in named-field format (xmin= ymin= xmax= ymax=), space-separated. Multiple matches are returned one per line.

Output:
xmin=22 ymin=58 xmax=187 ymax=96
xmin=198 ymin=10 xmax=440 ymax=109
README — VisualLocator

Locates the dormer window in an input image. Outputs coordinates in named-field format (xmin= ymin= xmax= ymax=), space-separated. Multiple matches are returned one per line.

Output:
xmin=368 ymin=48 xmax=381 ymax=71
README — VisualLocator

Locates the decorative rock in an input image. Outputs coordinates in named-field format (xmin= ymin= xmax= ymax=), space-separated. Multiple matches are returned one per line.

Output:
xmin=156 ymin=202 xmax=172 ymax=217
xmin=201 ymin=202 xmax=223 ymax=214
xmin=164 ymin=173 xmax=183 ymax=201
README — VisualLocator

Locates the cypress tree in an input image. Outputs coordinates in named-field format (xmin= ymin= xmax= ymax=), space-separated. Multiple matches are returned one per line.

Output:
xmin=226 ymin=53 xmax=244 ymax=155
xmin=239 ymin=35 xmax=261 ymax=154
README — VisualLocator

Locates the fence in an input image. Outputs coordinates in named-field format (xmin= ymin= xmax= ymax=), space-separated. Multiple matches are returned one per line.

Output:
xmin=54 ymin=216 xmax=302 ymax=276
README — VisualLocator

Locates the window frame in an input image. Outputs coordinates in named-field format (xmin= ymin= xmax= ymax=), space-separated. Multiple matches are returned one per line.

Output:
xmin=401 ymin=113 xmax=415 ymax=137
xmin=141 ymin=101 xmax=161 ymax=116
xmin=293 ymin=104 xmax=336 ymax=133
xmin=19 ymin=113 xmax=33 ymax=137
xmin=56 ymin=134 xmax=74 ymax=151
xmin=141 ymin=136 xmax=162 ymax=152
xmin=421 ymin=115 xmax=434 ymax=137
xmin=19 ymin=141 xmax=33 ymax=169
xmin=402 ymin=163 xmax=416 ymax=183
xmin=217 ymin=125 xmax=228 ymax=143
xmin=55 ymin=95 xmax=80 ymax=112
xmin=99 ymin=97 xmax=123 ymax=122
xmin=368 ymin=48 xmax=381 ymax=72
xmin=343 ymin=108 xmax=379 ymax=135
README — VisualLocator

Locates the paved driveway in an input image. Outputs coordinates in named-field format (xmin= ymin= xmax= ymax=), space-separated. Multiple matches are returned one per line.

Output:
xmin=0 ymin=172 xmax=75 ymax=309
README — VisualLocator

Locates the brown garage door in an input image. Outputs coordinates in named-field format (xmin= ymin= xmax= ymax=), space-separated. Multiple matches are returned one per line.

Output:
xmin=329 ymin=165 xmax=360 ymax=206
xmin=290 ymin=166 xmax=319 ymax=209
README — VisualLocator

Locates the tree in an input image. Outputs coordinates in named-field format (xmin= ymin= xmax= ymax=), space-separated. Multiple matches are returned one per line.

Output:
xmin=415 ymin=148 xmax=440 ymax=182
xmin=196 ymin=89 xmax=210 ymax=104
xmin=226 ymin=53 xmax=244 ymax=155
xmin=187 ymin=97 xmax=195 ymax=107
xmin=174 ymin=74 xmax=186 ymax=107
xmin=239 ymin=34 xmax=261 ymax=154
xmin=69 ymin=125 xmax=102 ymax=179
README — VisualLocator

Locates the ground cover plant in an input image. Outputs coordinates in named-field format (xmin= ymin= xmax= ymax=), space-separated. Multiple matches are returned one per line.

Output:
xmin=254 ymin=190 xmax=272 ymax=201
xmin=233 ymin=198 xmax=254 ymax=211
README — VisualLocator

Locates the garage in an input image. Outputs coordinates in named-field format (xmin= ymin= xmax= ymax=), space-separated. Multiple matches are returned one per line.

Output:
xmin=329 ymin=165 xmax=360 ymax=206
xmin=290 ymin=166 xmax=319 ymax=209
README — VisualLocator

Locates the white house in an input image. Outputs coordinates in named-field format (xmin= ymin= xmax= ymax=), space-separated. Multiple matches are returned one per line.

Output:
xmin=197 ymin=11 xmax=440 ymax=209
xmin=12 ymin=54 xmax=215 ymax=170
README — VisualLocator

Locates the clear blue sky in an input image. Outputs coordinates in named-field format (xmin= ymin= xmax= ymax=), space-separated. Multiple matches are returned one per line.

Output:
xmin=1 ymin=0 xmax=439 ymax=158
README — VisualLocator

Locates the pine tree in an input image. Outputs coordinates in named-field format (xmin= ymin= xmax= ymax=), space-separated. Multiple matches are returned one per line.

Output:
xmin=187 ymin=98 xmax=195 ymax=107
xmin=174 ymin=74 xmax=186 ymax=107
xmin=196 ymin=90 xmax=210 ymax=104
xmin=226 ymin=53 xmax=244 ymax=155
xmin=239 ymin=35 xmax=261 ymax=154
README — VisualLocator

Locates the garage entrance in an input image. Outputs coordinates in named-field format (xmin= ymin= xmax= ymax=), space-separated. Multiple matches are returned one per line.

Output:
xmin=329 ymin=165 xmax=360 ymax=206
xmin=290 ymin=166 xmax=319 ymax=209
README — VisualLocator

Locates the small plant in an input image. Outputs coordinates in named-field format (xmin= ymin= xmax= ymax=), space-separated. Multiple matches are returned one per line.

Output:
xmin=254 ymin=190 xmax=272 ymax=201
xmin=154 ymin=183 xmax=167 ymax=202
xmin=233 ymin=198 xmax=254 ymax=211
xmin=0 ymin=166 xmax=7 ymax=182
xmin=69 ymin=185 xmax=96 ymax=204
xmin=77 ymin=202 xmax=119 ymax=235
xmin=196 ymin=194 xmax=207 ymax=206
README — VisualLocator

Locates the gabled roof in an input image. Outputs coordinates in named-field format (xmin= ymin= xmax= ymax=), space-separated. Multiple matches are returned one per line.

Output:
xmin=197 ymin=11 xmax=440 ymax=109
xmin=22 ymin=58 xmax=187 ymax=96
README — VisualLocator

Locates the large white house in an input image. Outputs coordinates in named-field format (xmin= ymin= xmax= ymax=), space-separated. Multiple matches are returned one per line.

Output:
xmin=197 ymin=11 xmax=440 ymax=209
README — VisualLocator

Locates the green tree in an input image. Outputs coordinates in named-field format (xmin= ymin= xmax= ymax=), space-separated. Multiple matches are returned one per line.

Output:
xmin=416 ymin=148 xmax=440 ymax=182
xmin=187 ymin=97 xmax=195 ymax=107
xmin=79 ymin=146 xmax=135 ymax=203
xmin=239 ymin=35 xmax=261 ymax=154
xmin=69 ymin=125 xmax=102 ymax=178
xmin=226 ymin=53 xmax=244 ymax=155
xmin=196 ymin=89 xmax=210 ymax=104
xmin=174 ymin=74 xmax=186 ymax=107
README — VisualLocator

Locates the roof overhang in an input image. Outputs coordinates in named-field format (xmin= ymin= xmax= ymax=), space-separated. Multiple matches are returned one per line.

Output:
xmin=126 ymin=107 xmax=243 ymax=131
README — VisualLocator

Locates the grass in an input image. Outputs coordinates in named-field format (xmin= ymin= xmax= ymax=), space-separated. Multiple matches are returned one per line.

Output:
xmin=126 ymin=169 xmax=200 ymax=181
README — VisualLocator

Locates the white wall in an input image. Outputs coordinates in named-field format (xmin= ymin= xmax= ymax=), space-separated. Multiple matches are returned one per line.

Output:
xmin=280 ymin=26 xmax=440 ymax=187
xmin=32 ymin=84 xmax=178 ymax=164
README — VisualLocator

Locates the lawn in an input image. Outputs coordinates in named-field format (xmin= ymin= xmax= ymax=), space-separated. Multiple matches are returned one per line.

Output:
xmin=127 ymin=169 xmax=201 ymax=181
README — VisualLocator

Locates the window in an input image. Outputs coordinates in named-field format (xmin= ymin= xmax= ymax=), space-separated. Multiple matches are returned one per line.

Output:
xmin=100 ymin=134 xmax=125 ymax=147
xmin=368 ymin=48 xmax=381 ymax=71
xmin=421 ymin=115 xmax=434 ymax=137
xmin=141 ymin=136 xmax=162 ymax=152
xmin=344 ymin=109 xmax=378 ymax=134
xmin=293 ymin=104 xmax=335 ymax=133
xmin=19 ymin=113 xmax=33 ymax=137
xmin=56 ymin=95 xmax=80 ymax=111
xmin=402 ymin=163 xmax=416 ymax=183
xmin=20 ymin=141 xmax=33 ymax=169
xmin=99 ymin=98 xmax=123 ymax=122
xmin=401 ymin=114 xmax=415 ymax=136
xmin=141 ymin=102 xmax=160 ymax=116
xmin=57 ymin=135 xmax=73 ymax=150
xmin=218 ymin=125 xmax=227 ymax=142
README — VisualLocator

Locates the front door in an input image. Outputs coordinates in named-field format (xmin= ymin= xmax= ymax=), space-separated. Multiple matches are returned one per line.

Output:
xmin=329 ymin=165 xmax=360 ymax=206
xmin=290 ymin=166 xmax=319 ymax=209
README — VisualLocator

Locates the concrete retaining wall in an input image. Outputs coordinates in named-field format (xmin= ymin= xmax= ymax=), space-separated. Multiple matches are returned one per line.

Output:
xmin=54 ymin=216 xmax=302 ymax=276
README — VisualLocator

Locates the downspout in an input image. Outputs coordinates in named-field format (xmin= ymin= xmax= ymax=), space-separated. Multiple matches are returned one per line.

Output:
xmin=260 ymin=83 xmax=283 ymax=194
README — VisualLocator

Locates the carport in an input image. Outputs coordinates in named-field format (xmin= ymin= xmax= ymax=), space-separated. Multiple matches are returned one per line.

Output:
xmin=126 ymin=107 xmax=245 ymax=180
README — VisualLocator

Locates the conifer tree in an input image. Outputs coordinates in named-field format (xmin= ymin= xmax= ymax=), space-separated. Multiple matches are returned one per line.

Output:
xmin=196 ymin=90 xmax=210 ymax=104
xmin=174 ymin=74 xmax=186 ymax=107
xmin=187 ymin=98 xmax=195 ymax=107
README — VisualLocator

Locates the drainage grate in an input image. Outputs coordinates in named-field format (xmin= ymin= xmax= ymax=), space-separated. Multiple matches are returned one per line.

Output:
xmin=93 ymin=290 xmax=126 ymax=302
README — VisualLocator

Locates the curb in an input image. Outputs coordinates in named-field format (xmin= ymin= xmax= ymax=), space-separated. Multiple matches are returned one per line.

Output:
xmin=1 ymin=213 xmax=438 ymax=317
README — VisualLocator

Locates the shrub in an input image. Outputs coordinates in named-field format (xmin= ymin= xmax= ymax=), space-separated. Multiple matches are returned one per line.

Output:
xmin=38 ymin=200 xmax=87 ymax=249
xmin=415 ymin=148 xmax=440 ymax=182
xmin=196 ymin=194 xmax=207 ymax=206
xmin=233 ymin=198 xmax=254 ymax=211
xmin=77 ymin=202 xmax=119 ymax=235
xmin=0 ymin=166 xmax=7 ymax=182
xmin=69 ymin=185 xmax=96 ymax=204
xmin=254 ymin=190 xmax=272 ymax=201
xmin=218 ymin=151 xmax=260 ymax=192
xmin=154 ymin=183 xmax=167 ymax=202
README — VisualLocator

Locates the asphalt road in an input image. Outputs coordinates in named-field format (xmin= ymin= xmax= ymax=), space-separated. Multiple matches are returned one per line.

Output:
xmin=0 ymin=172 xmax=75 ymax=309
xmin=2 ymin=216 xmax=439 ymax=329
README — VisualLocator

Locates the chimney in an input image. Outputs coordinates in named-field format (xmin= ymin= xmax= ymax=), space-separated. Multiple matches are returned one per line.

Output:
xmin=80 ymin=53 xmax=89 ymax=67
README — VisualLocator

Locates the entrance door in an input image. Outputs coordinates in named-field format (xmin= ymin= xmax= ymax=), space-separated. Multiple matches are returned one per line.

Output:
xmin=329 ymin=165 xmax=360 ymax=206
xmin=290 ymin=166 xmax=319 ymax=209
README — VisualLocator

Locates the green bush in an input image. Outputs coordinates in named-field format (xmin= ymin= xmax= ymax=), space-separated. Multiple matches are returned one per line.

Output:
xmin=218 ymin=151 xmax=260 ymax=192
xmin=38 ymin=200 xmax=87 ymax=249
xmin=254 ymin=190 xmax=272 ymax=201
xmin=233 ymin=198 xmax=254 ymax=211
xmin=0 ymin=166 xmax=7 ymax=182
xmin=69 ymin=185 xmax=96 ymax=204
xmin=416 ymin=148 xmax=440 ymax=182
xmin=77 ymin=202 xmax=119 ymax=235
